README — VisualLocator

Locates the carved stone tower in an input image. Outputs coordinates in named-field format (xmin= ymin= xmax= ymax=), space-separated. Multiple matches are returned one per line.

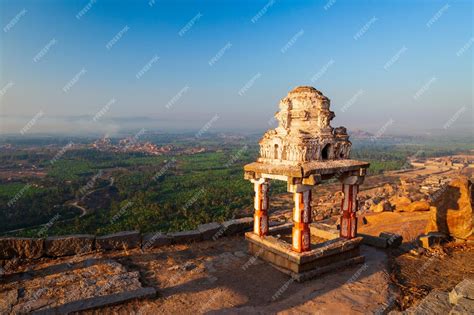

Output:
xmin=258 ymin=86 xmax=351 ymax=165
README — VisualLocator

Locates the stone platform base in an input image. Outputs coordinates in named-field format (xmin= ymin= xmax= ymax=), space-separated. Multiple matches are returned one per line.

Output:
xmin=245 ymin=232 xmax=364 ymax=282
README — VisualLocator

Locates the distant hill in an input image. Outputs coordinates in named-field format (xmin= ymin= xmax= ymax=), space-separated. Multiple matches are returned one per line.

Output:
xmin=349 ymin=129 xmax=374 ymax=139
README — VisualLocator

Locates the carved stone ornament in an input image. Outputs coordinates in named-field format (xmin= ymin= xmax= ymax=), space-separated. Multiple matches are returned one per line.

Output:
xmin=258 ymin=86 xmax=352 ymax=165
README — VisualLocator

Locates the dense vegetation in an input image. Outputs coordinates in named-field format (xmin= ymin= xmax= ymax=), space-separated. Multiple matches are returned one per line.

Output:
xmin=0 ymin=133 xmax=471 ymax=237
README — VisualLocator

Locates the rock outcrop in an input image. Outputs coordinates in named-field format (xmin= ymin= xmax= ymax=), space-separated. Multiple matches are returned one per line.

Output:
xmin=45 ymin=235 xmax=95 ymax=257
xmin=0 ymin=238 xmax=44 ymax=259
xmin=425 ymin=176 xmax=473 ymax=240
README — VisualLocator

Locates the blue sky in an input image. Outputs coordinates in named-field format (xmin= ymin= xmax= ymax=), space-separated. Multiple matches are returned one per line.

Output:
xmin=0 ymin=0 xmax=472 ymax=135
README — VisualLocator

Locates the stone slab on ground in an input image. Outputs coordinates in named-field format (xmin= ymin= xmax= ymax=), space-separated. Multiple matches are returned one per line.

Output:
xmin=449 ymin=278 xmax=474 ymax=304
xmin=379 ymin=232 xmax=403 ymax=248
xmin=32 ymin=287 xmax=157 ymax=315
xmin=45 ymin=235 xmax=95 ymax=257
xmin=169 ymin=230 xmax=202 ymax=244
xmin=96 ymin=231 xmax=141 ymax=251
xmin=141 ymin=232 xmax=172 ymax=250
xmin=359 ymin=233 xmax=388 ymax=248
xmin=0 ymin=238 xmax=44 ymax=259
xmin=197 ymin=222 xmax=222 ymax=240
xmin=399 ymin=290 xmax=452 ymax=315
xmin=223 ymin=217 xmax=254 ymax=236
xmin=450 ymin=297 xmax=474 ymax=314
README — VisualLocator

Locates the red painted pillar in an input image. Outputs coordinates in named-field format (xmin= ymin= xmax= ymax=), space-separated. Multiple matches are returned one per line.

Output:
xmin=253 ymin=180 xmax=269 ymax=236
xmin=340 ymin=184 xmax=359 ymax=239
xmin=292 ymin=189 xmax=312 ymax=252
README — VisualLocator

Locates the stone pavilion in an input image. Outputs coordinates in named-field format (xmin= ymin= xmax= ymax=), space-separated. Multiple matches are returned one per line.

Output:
xmin=244 ymin=86 xmax=370 ymax=280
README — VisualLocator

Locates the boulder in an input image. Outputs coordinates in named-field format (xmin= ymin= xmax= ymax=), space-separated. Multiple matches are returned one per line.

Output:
xmin=404 ymin=200 xmax=431 ymax=212
xmin=425 ymin=176 xmax=473 ymax=240
xmin=168 ymin=230 xmax=202 ymax=244
xmin=197 ymin=222 xmax=222 ymax=240
xmin=0 ymin=238 xmax=44 ymax=259
xmin=389 ymin=196 xmax=412 ymax=212
xmin=45 ymin=235 xmax=94 ymax=257
xmin=96 ymin=231 xmax=141 ymax=251
xmin=370 ymin=200 xmax=392 ymax=213
xmin=222 ymin=217 xmax=254 ymax=236
xmin=141 ymin=232 xmax=172 ymax=250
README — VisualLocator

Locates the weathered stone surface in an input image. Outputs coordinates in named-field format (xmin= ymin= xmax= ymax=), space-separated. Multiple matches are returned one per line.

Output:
xmin=426 ymin=176 xmax=473 ymax=240
xmin=449 ymin=279 xmax=474 ymax=304
xmin=379 ymin=232 xmax=403 ymax=248
xmin=450 ymin=298 xmax=474 ymax=314
xmin=223 ymin=217 xmax=254 ymax=236
xmin=169 ymin=230 xmax=202 ymax=244
xmin=405 ymin=201 xmax=431 ymax=212
xmin=0 ymin=237 xmax=44 ymax=259
xmin=33 ymin=287 xmax=157 ymax=315
xmin=419 ymin=232 xmax=446 ymax=249
xmin=197 ymin=222 xmax=222 ymax=240
xmin=0 ymin=289 xmax=18 ymax=314
xmin=142 ymin=232 xmax=172 ymax=250
xmin=45 ymin=235 xmax=94 ymax=257
xmin=402 ymin=290 xmax=451 ymax=314
xmin=96 ymin=231 xmax=141 ymax=251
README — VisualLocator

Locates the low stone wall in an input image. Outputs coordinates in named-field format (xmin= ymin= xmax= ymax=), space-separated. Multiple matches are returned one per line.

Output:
xmin=0 ymin=217 xmax=254 ymax=262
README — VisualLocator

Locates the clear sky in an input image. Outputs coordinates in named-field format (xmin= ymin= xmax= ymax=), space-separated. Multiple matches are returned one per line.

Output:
xmin=0 ymin=0 xmax=472 ymax=136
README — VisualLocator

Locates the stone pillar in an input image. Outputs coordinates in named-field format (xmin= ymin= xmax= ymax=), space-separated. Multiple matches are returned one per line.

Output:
xmin=292 ymin=187 xmax=312 ymax=252
xmin=251 ymin=178 xmax=269 ymax=236
xmin=340 ymin=183 xmax=359 ymax=239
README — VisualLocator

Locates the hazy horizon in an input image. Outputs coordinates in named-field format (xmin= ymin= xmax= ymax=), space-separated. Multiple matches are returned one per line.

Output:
xmin=1 ymin=0 xmax=473 ymax=136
